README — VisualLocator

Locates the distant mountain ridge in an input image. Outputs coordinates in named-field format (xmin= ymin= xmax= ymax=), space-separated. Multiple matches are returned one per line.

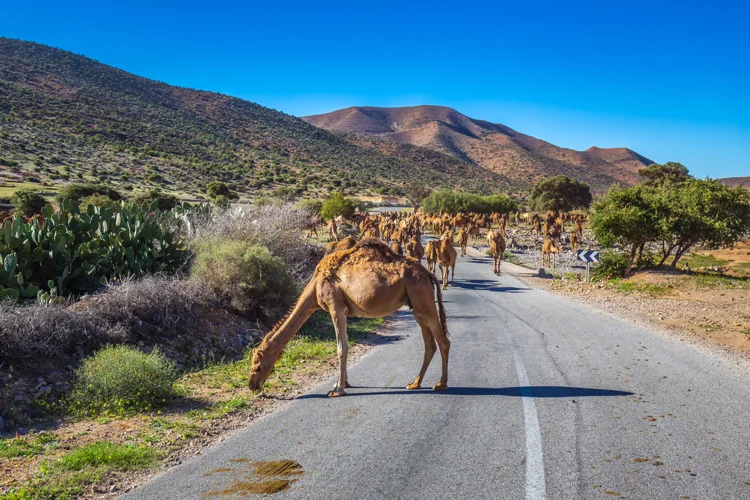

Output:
xmin=0 ymin=38 xmax=507 ymax=198
xmin=720 ymin=177 xmax=750 ymax=190
xmin=304 ymin=105 xmax=653 ymax=192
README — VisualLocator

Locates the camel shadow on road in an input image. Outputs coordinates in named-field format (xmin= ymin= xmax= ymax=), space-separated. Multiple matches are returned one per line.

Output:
xmin=298 ymin=386 xmax=633 ymax=399
xmin=452 ymin=279 xmax=529 ymax=293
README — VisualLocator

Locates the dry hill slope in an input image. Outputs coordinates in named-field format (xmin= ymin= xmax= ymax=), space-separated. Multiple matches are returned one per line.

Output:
xmin=304 ymin=105 xmax=653 ymax=192
xmin=0 ymin=39 xmax=508 ymax=198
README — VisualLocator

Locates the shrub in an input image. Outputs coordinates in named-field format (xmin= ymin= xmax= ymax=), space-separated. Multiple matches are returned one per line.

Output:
xmin=179 ymin=203 xmax=319 ymax=281
xmin=206 ymin=181 xmax=238 ymax=204
xmin=420 ymin=190 xmax=517 ymax=215
xmin=79 ymin=194 xmax=118 ymax=210
xmin=134 ymin=188 xmax=178 ymax=211
xmin=191 ymin=240 xmax=296 ymax=321
xmin=55 ymin=183 xmax=122 ymax=204
xmin=321 ymin=192 xmax=356 ymax=221
xmin=0 ymin=276 xmax=215 ymax=359
xmin=529 ymin=175 xmax=592 ymax=212
xmin=11 ymin=188 xmax=46 ymax=216
xmin=68 ymin=345 xmax=179 ymax=416
xmin=591 ymin=251 xmax=630 ymax=280
xmin=296 ymin=198 xmax=323 ymax=214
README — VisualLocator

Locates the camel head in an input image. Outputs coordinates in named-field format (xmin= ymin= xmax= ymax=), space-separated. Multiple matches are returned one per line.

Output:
xmin=248 ymin=346 xmax=275 ymax=391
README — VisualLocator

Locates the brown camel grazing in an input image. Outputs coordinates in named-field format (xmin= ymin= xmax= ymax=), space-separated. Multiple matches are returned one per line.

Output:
xmin=425 ymin=240 xmax=438 ymax=273
xmin=248 ymin=239 xmax=450 ymax=396
xmin=437 ymin=232 xmax=457 ymax=290
xmin=542 ymin=238 xmax=559 ymax=268
xmin=490 ymin=232 xmax=506 ymax=275
xmin=457 ymin=227 xmax=468 ymax=257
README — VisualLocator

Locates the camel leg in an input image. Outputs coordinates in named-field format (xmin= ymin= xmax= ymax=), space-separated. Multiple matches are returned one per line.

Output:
xmin=431 ymin=318 xmax=450 ymax=391
xmin=327 ymin=308 xmax=349 ymax=397
xmin=451 ymin=264 xmax=455 ymax=287
xmin=406 ymin=323 xmax=437 ymax=390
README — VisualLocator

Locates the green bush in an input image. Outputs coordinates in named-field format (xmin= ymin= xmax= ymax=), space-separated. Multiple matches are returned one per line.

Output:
xmin=420 ymin=190 xmax=517 ymax=215
xmin=68 ymin=345 xmax=179 ymax=417
xmin=321 ymin=192 xmax=356 ymax=221
xmin=55 ymin=183 xmax=122 ymax=204
xmin=296 ymin=198 xmax=323 ymax=214
xmin=79 ymin=194 xmax=118 ymax=210
xmin=134 ymin=188 xmax=178 ymax=211
xmin=591 ymin=252 xmax=630 ymax=280
xmin=11 ymin=188 xmax=46 ymax=217
xmin=206 ymin=181 xmax=238 ymax=204
xmin=191 ymin=240 xmax=296 ymax=322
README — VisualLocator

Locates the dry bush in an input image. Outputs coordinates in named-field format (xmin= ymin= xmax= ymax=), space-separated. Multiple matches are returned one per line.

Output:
xmin=191 ymin=241 xmax=296 ymax=322
xmin=176 ymin=203 xmax=321 ymax=281
xmin=0 ymin=276 xmax=218 ymax=360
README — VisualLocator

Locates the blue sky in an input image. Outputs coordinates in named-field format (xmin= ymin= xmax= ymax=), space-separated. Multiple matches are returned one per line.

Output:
xmin=2 ymin=0 xmax=749 ymax=178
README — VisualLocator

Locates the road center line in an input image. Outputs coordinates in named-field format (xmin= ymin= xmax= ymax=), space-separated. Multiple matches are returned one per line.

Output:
xmin=509 ymin=334 xmax=548 ymax=500
xmin=471 ymin=289 xmax=547 ymax=500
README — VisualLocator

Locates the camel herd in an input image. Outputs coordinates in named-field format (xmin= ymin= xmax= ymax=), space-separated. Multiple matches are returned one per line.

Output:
xmin=249 ymin=207 xmax=588 ymax=396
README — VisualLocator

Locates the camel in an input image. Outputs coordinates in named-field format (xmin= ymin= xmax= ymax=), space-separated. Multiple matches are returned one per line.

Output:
xmin=574 ymin=219 xmax=583 ymax=239
xmin=325 ymin=236 xmax=358 ymax=255
xmin=305 ymin=214 xmax=322 ymax=238
xmin=457 ymin=227 xmax=468 ymax=257
xmin=424 ymin=240 xmax=438 ymax=274
xmin=406 ymin=235 xmax=425 ymax=261
xmin=248 ymin=239 xmax=450 ymax=397
xmin=390 ymin=241 xmax=404 ymax=255
xmin=327 ymin=219 xmax=339 ymax=242
xmin=542 ymin=238 xmax=559 ymax=268
xmin=467 ymin=224 xmax=480 ymax=244
xmin=437 ymin=232 xmax=457 ymax=290
xmin=533 ymin=220 xmax=542 ymax=239
xmin=490 ymin=232 xmax=506 ymax=275
xmin=569 ymin=232 xmax=579 ymax=254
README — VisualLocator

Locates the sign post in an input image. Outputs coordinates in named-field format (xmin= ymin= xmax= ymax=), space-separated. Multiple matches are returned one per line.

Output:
xmin=577 ymin=249 xmax=600 ymax=283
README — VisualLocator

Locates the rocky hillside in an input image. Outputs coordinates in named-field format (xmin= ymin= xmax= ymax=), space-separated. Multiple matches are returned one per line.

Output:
xmin=304 ymin=106 xmax=653 ymax=193
xmin=720 ymin=177 xmax=750 ymax=190
xmin=0 ymin=38 xmax=508 ymax=199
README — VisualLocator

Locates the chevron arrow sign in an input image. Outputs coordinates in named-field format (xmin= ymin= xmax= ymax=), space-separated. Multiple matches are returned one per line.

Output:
xmin=577 ymin=250 xmax=600 ymax=263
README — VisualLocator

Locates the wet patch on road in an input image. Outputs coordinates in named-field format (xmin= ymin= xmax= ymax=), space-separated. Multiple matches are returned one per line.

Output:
xmin=202 ymin=459 xmax=304 ymax=496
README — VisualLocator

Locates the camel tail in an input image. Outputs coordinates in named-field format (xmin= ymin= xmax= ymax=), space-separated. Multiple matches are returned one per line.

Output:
xmin=427 ymin=270 xmax=449 ymax=338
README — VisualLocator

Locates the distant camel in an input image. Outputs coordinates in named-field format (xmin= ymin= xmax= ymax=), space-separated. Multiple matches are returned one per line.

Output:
xmin=542 ymin=238 xmax=560 ymax=268
xmin=490 ymin=232 xmax=506 ymax=275
xmin=438 ymin=232 xmax=457 ymax=290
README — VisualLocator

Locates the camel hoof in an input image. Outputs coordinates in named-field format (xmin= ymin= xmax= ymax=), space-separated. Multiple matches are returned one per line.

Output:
xmin=406 ymin=382 xmax=422 ymax=390
xmin=327 ymin=389 xmax=347 ymax=397
xmin=332 ymin=382 xmax=351 ymax=390
xmin=432 ymin=383 xmax=448 ymax=391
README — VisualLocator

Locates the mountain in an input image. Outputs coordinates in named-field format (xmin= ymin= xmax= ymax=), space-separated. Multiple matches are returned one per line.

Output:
xmin=0 ymin=38 xmax=508 ymax=200
xmin=304 ymin=106 xmax=653 ymax=192
xmin=720 ymin=177 xmax=750 ymax=190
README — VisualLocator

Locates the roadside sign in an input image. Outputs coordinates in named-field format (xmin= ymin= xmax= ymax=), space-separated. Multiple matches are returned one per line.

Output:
xmin=577 ymin=249 xmax=599 ymax=282
xmin=577 ymin=250 xmax=599 ymax=263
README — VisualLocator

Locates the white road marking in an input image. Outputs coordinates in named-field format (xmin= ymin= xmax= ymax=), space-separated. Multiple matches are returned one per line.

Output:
xmin=473 ymin=289 xmax=548 ymax=499
xmin=508 ymin=334 xmax=548 ymax=500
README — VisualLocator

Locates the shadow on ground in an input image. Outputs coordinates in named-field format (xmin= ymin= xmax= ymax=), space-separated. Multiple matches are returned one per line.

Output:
xmin=298 ymin=386 xmax=633 ymax=399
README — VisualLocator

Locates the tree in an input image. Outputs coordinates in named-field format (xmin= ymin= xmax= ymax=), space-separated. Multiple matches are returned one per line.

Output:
xmin=12 ymin=189 xmax=47 ymax=216
xmin=529 ymin=175 xmax=592 ymax=212
xmin=403 ymin=181 xmax=431 ymax=210
xmin=205 ymin=181 xmax=238 ymax=204
xmin=638 ymin=162 xmax=691 ymax=187
xmin=420 ymin=190 xmax=517 ymax=215
xmin=320 ymin=193 xmax=356 ymax=221
xmin=590 ymin=185 xmax=665 ymax=276
xmin=659 ymin=179 xmax=750 ymax=268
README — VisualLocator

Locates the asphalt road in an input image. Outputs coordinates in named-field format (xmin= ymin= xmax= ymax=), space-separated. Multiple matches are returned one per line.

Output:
xmin=122 ymin=246 xmax=750 ymax=500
